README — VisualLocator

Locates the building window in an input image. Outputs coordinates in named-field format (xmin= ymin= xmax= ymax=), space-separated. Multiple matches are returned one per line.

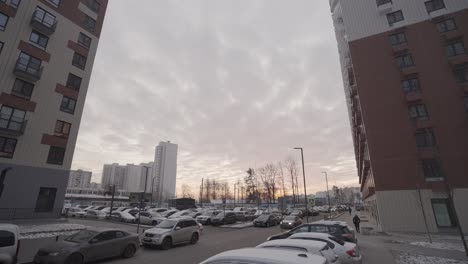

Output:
xmin=32 ymin=7 xmax=56 ymax=29
xmin=387 ymin=10 xmax=404 ymax=26
xmin=47 ymin=0 xmax=60 ymax=8
xmin=60 ymin=96 xmax=76 ymax=114
xmin=17 ymin=52 xmax=42 ymax=76
xmin=54 ymin=120 xmax=71 ymax=138
xmin=1 ymin=0 xmax=21 ymax=9
xmin=77 ymin=32 xmax=91 ymax=49
xmin=396 ymin=54 xmax=414 ymax=69
xmin=72 ymin=52 xmax=87 ymax=70
xmin=389 ymin=32 xmax=407 ymax=46
xmin=401 ymin=78 xmax=419 ymax=93
xmin=422 ymin=159 xmax=443 ymax=180
xmin=47 ymin=146 xmax=65 ymax=165
xmin=425 ymin=0 xmax=445 ymax=13
xmin=454 ymin=65 xmax=468 ymax=83
xmin=446 ymin=41 xmax=465 ymax=57
xmin=415 ymin=128 xmax=436 ymax=148
xmin=376 ymin=0 xmax=392 ymax=6
xmin=0 ymin=106 xmax=25 ymax=132
xmin=437 ymin=19 xmax=456 ymax=33
xmin=409 ymin=104 xmax=428 ymax=120
xmin=12 ymin=78 xmax=34 ymax=100
xmin=431 ymin=199 xmax=455 ymax=227
xmin=66 ymin=73 xmax=82 ymax=91
xmin=83 ymin=15 xmax=96 ymax=32
xmin=35 ymin=187 xmax=57 ymax=212
xmin=29 ymin=30 xmax=49 ymax=49
xmin=85 ymin=0 xmax=100 ymax=13
xmin=0 ymin=136 xmax=17 ymax=158
xmin=0 ymin=12 xmax=9 ymax=31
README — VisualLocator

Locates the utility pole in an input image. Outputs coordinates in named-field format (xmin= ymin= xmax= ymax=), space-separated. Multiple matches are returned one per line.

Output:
xmin=294 ymin=148 xmax=308 ymax=223
xmin=137 ymin=167 xmax=149 ymax=234
xmin=234 ymin=183 xmax=237 ymax=207
xmin=322 ymin=171 xmax=331 ymax=219
xmin=200 ymin=178 xmax=204 ymax=205
xmin=109 ymin=185 xmax=116 ymax=217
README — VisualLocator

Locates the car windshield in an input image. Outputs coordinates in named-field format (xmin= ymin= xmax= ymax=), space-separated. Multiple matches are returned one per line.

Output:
xmin=156 ymin=219 xmax=178 ymax=229
xmin=284 ymin=216 xmax=296 ymax=220
xmin=257 ymin=214 xmax=270 ymax=220
xmin=65 ymin=230 xmax=98 ymax=243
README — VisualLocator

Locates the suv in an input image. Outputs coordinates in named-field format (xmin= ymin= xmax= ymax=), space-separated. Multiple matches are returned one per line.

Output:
xmin=142 ymin=218 xmax=200 ymax=250
xmin=267 ymin=220 xmax=357 ymax=243
xmin=0 ymin=224 xmax=19 ymax=264
xmin=211 ymin=211 xmax=237 ymax=226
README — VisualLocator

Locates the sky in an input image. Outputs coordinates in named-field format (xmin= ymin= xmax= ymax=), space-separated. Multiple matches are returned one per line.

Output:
xmin=71 ymin=0 xmax=359 ymax=196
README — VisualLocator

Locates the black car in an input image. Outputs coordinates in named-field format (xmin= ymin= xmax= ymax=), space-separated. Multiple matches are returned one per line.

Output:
xmin=267 ymin=221 xmax=357 ymax=243
xmin=211 ymin=212 xmax=237 ymax=226
xmin=280 ymin=215 xmax=302 ymax=229
xmin=253 ymin=214 xmax=278 ymax=227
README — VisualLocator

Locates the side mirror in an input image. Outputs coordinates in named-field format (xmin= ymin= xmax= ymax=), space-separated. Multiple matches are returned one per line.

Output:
xmin=175 ymin=226 xmax=181 ymax=230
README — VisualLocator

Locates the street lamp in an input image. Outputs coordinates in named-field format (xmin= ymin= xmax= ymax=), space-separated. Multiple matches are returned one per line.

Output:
xmin=137 ymin=166 xmax=150 ymax=234
xmin=322 ymin=171 xmax=331 ymax=219
xmin=294 ymin=147 xmax=308 ymax=223
xmin=150 ymin=176 xmax=157 ymax=206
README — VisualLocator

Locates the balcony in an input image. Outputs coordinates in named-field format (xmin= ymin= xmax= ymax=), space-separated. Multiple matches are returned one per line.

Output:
xmin=377 ymin=0 xmax=393 ymax=15
xmin=0 ymin=119 xmax=27 ymax=137
xmin=13 ymin=58 xmax=43 ymax=82
xmin=405 ymin=91 xmax=423 ymax=102
xmin=30 ymin=10 xmax=57 ymax=35
xmin=448 ymin=54 xmax=468 ymax=67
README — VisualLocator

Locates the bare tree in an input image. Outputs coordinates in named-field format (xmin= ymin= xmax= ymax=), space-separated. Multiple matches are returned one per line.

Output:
xmin=278 ymin=161 xmax=288 ymax=198
xmin=258 ymin=164 xmax=280 ymax=205
xmin=285 ymin=157 xmax=299 ymax=205
xmin=181 ymin=184 xmax=194 ymax=198
xmin=220 ymin=182 xmax=232 ymax=200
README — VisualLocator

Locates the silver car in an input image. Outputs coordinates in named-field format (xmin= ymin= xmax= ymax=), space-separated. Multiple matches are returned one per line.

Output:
xmin=136 ymin=211 xmax=166 ymax=226
xmin=142 ymin=218 xmax=200 ymax=250
xmin=34 ymin=228 xmax=139 ymax=264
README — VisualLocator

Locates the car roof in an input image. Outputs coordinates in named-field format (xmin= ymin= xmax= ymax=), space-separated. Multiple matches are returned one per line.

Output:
xmin=201 ymin=248 xmax=326 ymax=264
xmin=289 ymin=232 xmax=333 ymax=240
xmin=257 ymin=239 xmax=327 ymax=252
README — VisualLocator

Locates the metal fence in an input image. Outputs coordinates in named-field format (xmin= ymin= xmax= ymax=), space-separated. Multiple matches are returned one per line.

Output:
xmin=0 ymin=208 xmax=62 ymax=220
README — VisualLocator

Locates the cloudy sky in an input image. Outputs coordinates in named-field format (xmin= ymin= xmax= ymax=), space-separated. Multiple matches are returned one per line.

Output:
xmin=71 ymin=0 xmax=358 ymax=196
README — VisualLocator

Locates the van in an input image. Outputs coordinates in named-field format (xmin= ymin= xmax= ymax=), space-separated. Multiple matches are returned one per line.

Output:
xmin=0 ymin=224 xmax=20 ymax=264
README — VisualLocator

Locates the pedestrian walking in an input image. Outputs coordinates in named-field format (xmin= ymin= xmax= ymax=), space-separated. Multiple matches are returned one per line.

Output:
xmin=348 ymin=207 xmax=352 ymax=215
xmin=353 ymin=214 xmax=361 ymax=233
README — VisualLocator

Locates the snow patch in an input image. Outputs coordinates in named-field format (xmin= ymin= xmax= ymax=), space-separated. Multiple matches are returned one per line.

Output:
xmin=409 ymin=241 xmax=464 ymax=252
xmin=395 ymin=252 xmax=467 ymax=264
xmin=19 ymin=224 xmax=88 ymax=239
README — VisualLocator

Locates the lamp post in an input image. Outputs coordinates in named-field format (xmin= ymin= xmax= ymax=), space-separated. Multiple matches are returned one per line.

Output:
xmin=322 ymin=171 xmax=331 ymax=219
xmin=294 ymin=147 xmax=308 ymax=223
xmin=150 ymin=176 xmax=157 ymax=206
xmin=137 ymin=166 xmax=150 ymax=234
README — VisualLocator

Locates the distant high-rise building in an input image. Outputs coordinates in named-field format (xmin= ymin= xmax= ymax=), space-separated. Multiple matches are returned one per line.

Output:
xmin=330 ymin=0 xmax=468 ymax=232
xmin=101 ymin=163 xmax=127 ymax=191
xmin=68 ymin=170 xmax=92 ymax=188
xmin=125 ymin=162 xmax=153 ymax=193
xmin=0 ymin=0 xmax=108 ymax=217
xmin=152 ymin=141 xmax=178 ymax=203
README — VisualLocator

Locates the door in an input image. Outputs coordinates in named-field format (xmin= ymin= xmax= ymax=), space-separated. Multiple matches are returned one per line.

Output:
xmin=84 ymin=231 xmax=118 ymax=261
xmin=172 ymin=221 xmax=185 ymax=244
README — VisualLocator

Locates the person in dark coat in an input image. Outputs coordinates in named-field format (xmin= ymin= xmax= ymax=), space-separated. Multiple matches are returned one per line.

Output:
xmin=353 ymin=214 xmax=361 ymax=233
xmin=348 ymin=207 xmax=352 ymax=215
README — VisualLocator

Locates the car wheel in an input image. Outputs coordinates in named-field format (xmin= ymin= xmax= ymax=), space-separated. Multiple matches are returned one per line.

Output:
xmin=65 ymin=253 xmax=83 ymax=264
xmin=190 ymin=233 xmax=199 ymax=244
xmin=161 ymin=237 xmax=172 ymax=250
xmin=152 ymin=220 xmax=158 ymax=226
xmin=122 ymin=244 xmax=136 ymax=258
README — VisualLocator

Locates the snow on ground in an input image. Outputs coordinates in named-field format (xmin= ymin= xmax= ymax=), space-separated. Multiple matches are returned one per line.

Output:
xmin=409 ymin=241 xmax=464 ymax=252
xmin=19 ymin=224 xmax=88 ymax=239
xmin=395 ymin=252 xmax=467 ymax=264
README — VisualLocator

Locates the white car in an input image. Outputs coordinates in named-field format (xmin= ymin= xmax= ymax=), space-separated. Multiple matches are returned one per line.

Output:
xmin=110 ymin=211 xmax=136 ymax=223
xmin=84 ymin=209 xmax=107 ymax=220
xmin=256 ymin=239 xmax=340 ymax=264
xmin=0 ymin=224 xmax=19 ymax=264
xmin=289 ymin=233 xmax=362 ymax=264
xmin=148 ymin=208 xmax=168 ymax=213
xmin=200 ymin=248 xmax=327 ymax=264
xmin=136 ymin=211 xmax=166 ymax=226
xmin=169 ymin=210 xmax=191 ymax=219
xmin=66 ymin=208 xmax=86 ymax=218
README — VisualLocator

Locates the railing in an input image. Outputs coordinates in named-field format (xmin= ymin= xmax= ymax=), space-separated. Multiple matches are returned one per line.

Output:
xmin=30 ymin=10 xmax=57 ymax=35
xmin=0 ymin=208 xmax=62 ymax=220
xmin=13 ymin=58 xmax=43 ymax=82
xmin=0 ymin=119 xmax=27 ymax=136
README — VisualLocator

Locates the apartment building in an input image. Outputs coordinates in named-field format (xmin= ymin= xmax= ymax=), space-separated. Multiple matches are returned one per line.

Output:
xmin=0 ymin=0 xmax=108 ymax=218
xmin=101 ymin=163 xmax=127 ymax=191
xmin=153 ymin=141 xmax=178 ymax=204
xmin=330 ymin=0 xmax=468 ymax=233
xmin=100 ymin=162 xmax=154 ymax=194
xmin=67 ymin=169 xmax=91 ymax=188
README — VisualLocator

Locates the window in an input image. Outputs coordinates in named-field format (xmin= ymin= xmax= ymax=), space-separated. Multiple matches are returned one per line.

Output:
xmin=401 ymin=78 xmax=419 ymax=93
xmin=0 ymin=231 xmax=15 ymax=247
xmin=29 ymin=30 xmax=49 ymax=49
xmin=94 ymin=231 xmax=115 ymax=242
xmin=35 ymin=187 xmax=57 ymax=212
xmin=83 ymin=15 xmax=96 ymax=32
xmin=387 ymin=10 xmax=404 ymax=25
xmin=422 ymin=159 xmax=443 ymax=180
xmin=389 ymin=32 xmax=407 ymax=46
xmin=464 ymin=97 xmax=468 ymax=113
xmin=16 ymin=52 xmax=42 ymax=76
xmin=115 ymin=231 xmax=126 ymax=238
xmin=46 ymin=146 xmax=65 ymax=165
xmin=437 ymin=19 xmax=456 ymax=33
xmin=309 ymin=225 xmax=329 ymax=233
xmin=415 ymin=128 xmax=436 ymax=148
xmin=72 ymin=52 xmax=87 ymax=70
xmin=0 ymin=106 xmax=26 ymax=131
xmin=0 ymin=12 xmax=9 ymax=31
xmin=431 ymin=199 xmax=455 ymax=227
xmin=47 ymin=0 xmax=60 ymax=8
xmin=54 ymin=120 xmax=71 ymax=138
xmin=454 ymin=65 xmax=467 ymax=83
xmin=396 ymin=54 xmax=414 ymax=68
xmin=1 ymin=0 xmax=21 ymax=9
xmin=66 ymin=73 xmax=82 ymax=91
xmin=12 ymin=79 xmax=34 ymax=100
xmin=0 ymin=137 xmax=16 ymax=158
xmin=60 ymin=96 xmax=76 ymax=114
xmin=376 ymin=0 xmax=392 ymax=6
xmin=290 ymin=225 xmax=309 ymax=234
xmin=78 ymin=32 xmax=91 ymax=49
xmin=32 ymin=7 xmax=56 ymax=29
xmin=409 ymin=104 xmax=429 ymax=120
xmin=446 ymin=41 xmax=465 ymax=57
xmin=425 ymin=0 xmax=445 ymax=13
xmin=85 ymin=0 xmax=100 ymax=13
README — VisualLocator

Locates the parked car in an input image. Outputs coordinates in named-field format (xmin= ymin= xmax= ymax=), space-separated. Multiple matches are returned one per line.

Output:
xmin=200 ymin=248 xmax=327 ymax=264
xmin=110 ymin=211 xmax=136 ymax=223
xmin=211 ymin=211 xmax=237 ymax=226
xmin=161 ymin=210 xmax=179 ymax=218
xmin=148 ymin=208 xmax=168 ymax=214
xmin=290 ymin=210 xmax=304 ymax=218
xmin=290 ymin=233 xmax=362 ymax=264
xmin=267 ymin=221 xmax=357 ymax=243
xmin=76 ymin=205 xmax=89 ymax=210
xmin=169 ymin=209 xmax=191 ymax=219
xmin=123 ymin=209 xmax=139 ymax=217
xmin=281 ymin=215 xmax=303 ymax=229
xmin=0 ymin=224 xmax=19 ymax=264
xmin=234 ymin=211 xmax=247 ymax=222
xmin=195 ymin=211 xmax=218 ymax=225
xmin=256 ymin=239 xmax=339 ymax=264
xmin=233 ymin=207 xmax=246 ymax=212
xmin=136 ymin=211 xmax=166 ymax=226
xmin=101 ymin=207 xmax=111 ymax=214
xmin=142 ymin=218 xmax=200 ymax=250
xmin=34 ymin=228 xmax=139 ymax=264
xmin=115 ymin=207 xmax=129 ymax=212
xmin=186 ymin=211 xmax=203 ymax=219
xmin=85 ymin=210 xmax=106 ymax=220
xmin=253 ymin=214 xmax=279 ymax=227
xmin=67 ymin=208 xmax=86 ymax=218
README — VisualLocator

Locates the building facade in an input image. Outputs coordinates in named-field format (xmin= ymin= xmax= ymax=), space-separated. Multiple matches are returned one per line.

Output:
xmin=0 ymin=0 xmax=108 ymax=218
xmin=153 ymin=141 xmax=178 ymax=204
xmin=101 ymin=163 xmax=127 ymax=191
xmin=330 ymin=0 xmax=468 ymax=232
xmin=67 ymin=169 xmax=91 ymax=188
xmin=100 ymin=162 xmax=154 ymax=194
